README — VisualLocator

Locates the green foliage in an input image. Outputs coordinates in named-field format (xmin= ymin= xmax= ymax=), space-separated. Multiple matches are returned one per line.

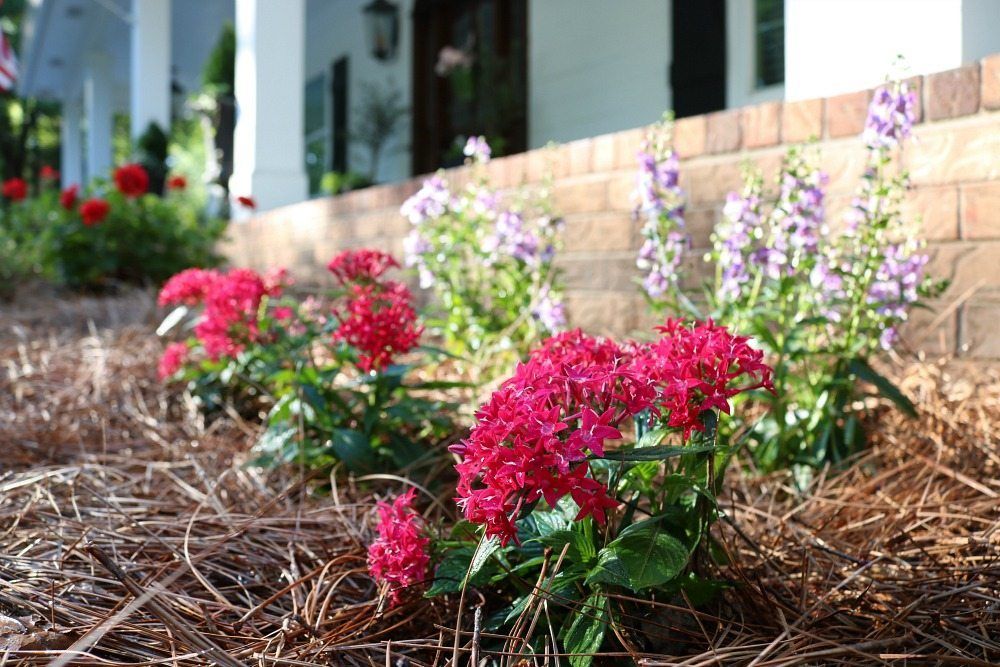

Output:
xmin=0 ymin=173 xmax=225 ymax=292
xmin=161 ymin=280 xmax=456 ymax=475
xmin=320 ymin=170 xmax=372 ymax=196
xmin=202 ymin=23 xmax=236 ymax=96
xmin=402 ymin=149 xmax=565 ymax=382
xmin=427 ymin=412 xmax=726 ymax=661
xmin=135 ymin=122 xmax=170 ymax=195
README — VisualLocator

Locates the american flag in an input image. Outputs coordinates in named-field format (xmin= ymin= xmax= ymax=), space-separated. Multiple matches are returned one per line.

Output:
xmin=0 ymin=31 xmax=18 ymax=92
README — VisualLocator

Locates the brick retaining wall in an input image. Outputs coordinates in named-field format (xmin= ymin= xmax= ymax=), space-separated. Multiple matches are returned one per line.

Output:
xmin=224 ymin=56 xmax=1000 ymax=359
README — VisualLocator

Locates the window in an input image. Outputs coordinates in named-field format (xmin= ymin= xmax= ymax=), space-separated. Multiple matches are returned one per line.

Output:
xmin=304 ymin=74 xmax=328 ymax=196
xmin=754 ymin=0 xmax=784 ymax=88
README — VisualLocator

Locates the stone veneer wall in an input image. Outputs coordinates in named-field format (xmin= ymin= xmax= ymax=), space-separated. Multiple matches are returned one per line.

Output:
xmin=224 ymin=56 xmax=1000 ymax=359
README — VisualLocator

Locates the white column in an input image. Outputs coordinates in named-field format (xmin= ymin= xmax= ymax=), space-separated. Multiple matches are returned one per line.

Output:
xmin=61 ymin=99 xmax=83 ymax=188
xmin=130 ymin=0 xmax=172 ymax=139
xmin=229 ymin=0 xmax=308 ymax=214
xmin=84 ymin=53 xmax=114 ymax=181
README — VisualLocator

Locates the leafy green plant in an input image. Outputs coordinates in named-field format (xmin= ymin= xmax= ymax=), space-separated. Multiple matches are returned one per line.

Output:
xmin=401 ymin=136 xmax=565 ymax=382
xmin=413 ymin=322 xmax=773 ymax=663
xmin=157 ymin=250 xmax=457 ymax=473
xmin=636 ymin=80 xmax=945 ymax=473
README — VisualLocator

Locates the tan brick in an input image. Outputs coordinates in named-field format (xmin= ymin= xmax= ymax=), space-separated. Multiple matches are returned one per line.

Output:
xmin=674 ymin=116 xmax=706 ymax=158
xmin=606 ymin=171 xmax=637 ymax=213
xmin=900 ymin=297 xmax=956 ymax=357
xmin=567 ymin=138 xmax=594 ymax=176
xmin=706 ymin=109 xmax=742 ymax=154
xmin=900 ymin=186 xmax=959 ymax=241
xmin=782 ymin=98 xmax=824 ymax=143
xmin=983 ymin=54 xmax=1000 ymax=110
xmin=591 ymin=133 xmax=617 ymax=172
xmin=960 ymin=181 xmax=1000 ymax=239
xmin=558 ymin=254 xmax=638 ymax=292
xmin=565 ymin=290 xmax=639 ymax=337
xmin=681 ymin=158 xmax=743 ymax=205
xmin=826 ymin=89 xmax=870 ymax=138
xmin=908 ymin=119 xmax=1000 ymax=186
xmin=685 ymin=206 xmax=720 ymax=247
xmin=926 ymin=64 xmax=980 ymax=121
xmin=742 ymin=101 xmax=781 ymax=149
xmin=962 ymin=296 xmax=1000 ymax=357
xmin=552 ymin=176 xmax=609 ymax=214
xmin=926 ymin=241 xmax=1000 ymax=306
xmin=614 ymin=127 xmax=647 ymax=170
xmin=562 ymin=213 xmax=636 ymax=252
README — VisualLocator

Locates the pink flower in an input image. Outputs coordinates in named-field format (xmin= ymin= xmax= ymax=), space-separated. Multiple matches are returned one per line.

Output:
xmin=333 ymin=281 xmax=422 ymax=372
xmin=327 ymin=249 xmax=400 ymax=285
xmin=158 ymin=268 xmax=222 ymax=307
xmin=114 ymin=163 xmax=149 ymax=198
xmin=367 ymin=489 xmax=430 ymax=607
xmin=158 ymin=342 xmax=189 ymax=380
xmin=39 ymin=165 xmax=59 ymax=181
xmin=454 ymin=321 xmax=774 ymax=545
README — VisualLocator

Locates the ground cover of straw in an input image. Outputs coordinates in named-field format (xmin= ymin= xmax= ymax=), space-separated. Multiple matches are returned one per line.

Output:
xmin=2 ymin=292 xmax=998 ymax=665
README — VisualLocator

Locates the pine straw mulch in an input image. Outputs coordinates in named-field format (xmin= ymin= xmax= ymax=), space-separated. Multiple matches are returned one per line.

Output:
xmin=1 ymin=292 xmax=998 ymax=665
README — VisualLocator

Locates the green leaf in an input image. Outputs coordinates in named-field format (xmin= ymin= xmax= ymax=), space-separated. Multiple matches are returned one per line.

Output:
xmin=327 ymin=428 xmax=376 ymax=472
xmin=563 ymin=594 xmax=608 ymax=667
xmin=538 ymin=529 xmax=596 ymax=564
xmin=849 ymin=358 xmax=918 ymax=417
xmin=597 ymin=443 xmax=715 ymax=462
xmin=425 ymin=548 xmax=474 ymax=596
xmin=467 ymin=535 xmax=501 ymax=582
xmin=587 ymin=524 xmax=690 ymax=592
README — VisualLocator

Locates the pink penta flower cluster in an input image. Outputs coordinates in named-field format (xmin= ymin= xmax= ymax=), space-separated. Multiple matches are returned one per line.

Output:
xmin=333 ymin=282 xmax=422 ymax=373
xmin=328 ymin=249 xmax=422 ymax=373
xmin=157 ymin=341 xmax=189 ymax=380
xmin=453 ymin=321 xmax=774 ymax=544
xmin=327 ymin=248 xmax=400 ymax=285
xmin=158 ymin=266 xmax=287 ymax=362
xmin=366 ymin=489 xmax=431 ymax=607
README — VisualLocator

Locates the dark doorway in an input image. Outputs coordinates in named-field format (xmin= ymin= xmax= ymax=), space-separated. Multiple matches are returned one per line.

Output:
xmin=411 ymin=0 xmax=528 ymax=174
xmin=330 ymin=56 xmax=349 ymax=174
xmin=671 ymin=0 xmax=726 ymax=118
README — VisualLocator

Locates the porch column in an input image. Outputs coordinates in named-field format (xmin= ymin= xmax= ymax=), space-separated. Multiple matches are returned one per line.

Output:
xmin=60 ymin=98 xmax=83 ymax=188
xmin=229 ymin=0 xmax=308 ymax=214
xmin=84 ymin=53 xmax=113 ymax=181
xmin=130 ymin=0 xmax=172 ymax=139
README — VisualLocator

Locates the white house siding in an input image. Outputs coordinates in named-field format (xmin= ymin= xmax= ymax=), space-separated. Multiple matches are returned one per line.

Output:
xmin=527 ymin=0 xmax=670 ymax=148
xmin=784 ymin=0 xmax=975 ymax=100
xmin=961 ymin=0 xmax=1000 ymax=63
xmin=305 ymin=0 xmax=415 ymax=185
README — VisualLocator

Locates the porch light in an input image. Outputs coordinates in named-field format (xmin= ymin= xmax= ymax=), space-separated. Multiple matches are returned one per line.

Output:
xmin=362 ymin=0 xmax=400 ymax=61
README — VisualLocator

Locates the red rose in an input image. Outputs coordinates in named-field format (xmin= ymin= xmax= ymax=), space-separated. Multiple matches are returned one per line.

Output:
xmin=79 ymin=198 xmax=111 ymax=226
xmin=236 ymin=195 xmax=256 ymax=210
xmin=167 ymin=175 xmax=187 ymax=190
xmin=113 ymin=163 xmax=149 ymax=198
xmin=2 ymin=178 xmax=28 ymax=201
xmin=59 ymin=185 xmax=79 ymax=211
xmin=39 ymin=165 xmax=59 ymax=181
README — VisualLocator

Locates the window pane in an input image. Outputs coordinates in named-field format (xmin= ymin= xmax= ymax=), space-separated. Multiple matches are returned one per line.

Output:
xmin=755 ymin=0 xmax=784 ymax=88
xmin=305 ymin=76 xmax=326 ymax=135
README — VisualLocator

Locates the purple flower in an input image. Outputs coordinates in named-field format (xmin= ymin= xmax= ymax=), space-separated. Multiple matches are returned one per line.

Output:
xmin=401 ymin=175 xmax=451 ymax=225
xmin=532 ymin=288 xmax=566 ymax=332
xmin=867 ymin=244 xmax=928 ymax=320
xmin=716 ymin=191 xmax=761 ymax=298
xmin=463 ymin=135 xmax=492 ymax=163
xmin=635 ymin=140 xmax=688 ymax=299
xmin=863 ymin=83 xmax=916 ymax=150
